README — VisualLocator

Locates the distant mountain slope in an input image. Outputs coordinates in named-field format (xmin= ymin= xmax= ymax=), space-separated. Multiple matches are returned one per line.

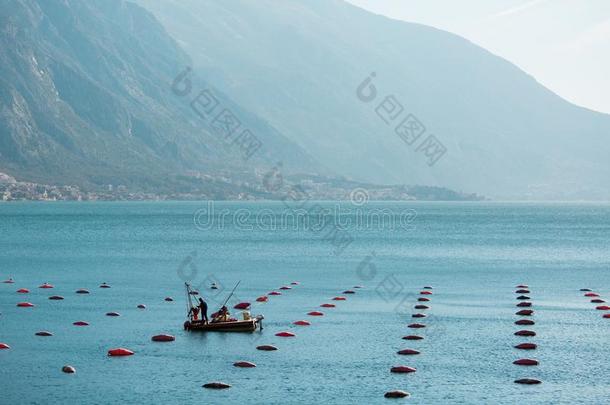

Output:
xmin=0 ymin=0 xmax=317 ymax=191
xmin=139 ymin=0 xmax=610 ymax=199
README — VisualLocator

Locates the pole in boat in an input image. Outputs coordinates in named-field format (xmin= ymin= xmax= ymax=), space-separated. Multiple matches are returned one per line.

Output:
xmin=221 ymin=280 xmax=241 ymax=309
xmin=185 ymin=283 xmax=195 ymax=318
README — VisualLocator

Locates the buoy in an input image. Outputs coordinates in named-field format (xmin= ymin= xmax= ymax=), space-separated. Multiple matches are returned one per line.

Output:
xmin=137 ymin=304 xmax=146 ymax=309
xmin=516 ymin=309 xmax=534 ymax=316
xmin=596 ymin=305 xmax=610 ymax=310
xmin=268 ymin=291 xmax=282 ymax=296
xmin=99 ymin=283 xmax=111 ymax=288
xmin=106 ymin=312 xmax=120 ymax=317
xmin=279 ymin=286 xmax=292 ymax=290
xmin=591 ymin=299 xmax=605 ymax=303
xmin=584 ymin=292 xmax=599 ymax=297
xmin=108 ymin=348 xmax=134 ymax=356
xmin=73 ymin=321 xmax=89 ymax=326
xmin=516 ymin=295 xmax=530 ymax=300
xmin=256 ymin=296 xmax=268 ymax=302
xmin=384 ymin=390 xmax=410 ymax=398
xmin=580 ymin=288 xmax=592 ymax=292
xmin=151 ymin=334 xmax=175 ymax=342
xmin=2 ymin=278 xmax=14 ymax=284
xmin=418 ymin=297 xmax=430 ymax=302
xmin=420 ymin=291 xmax=432 ymax=295
xmin=49 ymin=295 xmax=64 ymax=300
xmin=412 ymin=313 xmax=426 ymax=318
xmin=17 ymin=288 xmax=29 ymax=293
xmin=515 ymin=289 xmax=530 ymax=294
xmin=343 ymin=290 xmax=355 ymax=294
xmin=233 ymin=361 xmax=256 ymax=368
xmin=390 ymin=365 xmax=416 ymax=373
xmin=423 ymin=286 xmax=433 ymax=289
xmin=397 ymin=349 xmax=420 ymax=355
xmin=515 ymin=343 xmax=537 ymax=350
xmin=414 ymin=305 xmax=429 ymax=310
xmin=515 ymin=319 xmax=535 ymax=325
xmin=76 ymin=289 xmax=89 ymax=294
xmin=402 ymin=335 xmax=423 ymax=340
xmin=290 ymin=282 xmax=299 ymax=285
xmin=0 ymin=343 xmax=10 ymax=349
xmin=17 ymin=302 xmax=34 ymax=307
xmin=256 ymin=345 xmax=278 ymax=351
xmin=513 ymin=358 xmax=539 ymax=366
xmin=308 ymin=311 xmax=324 ymax=316
xmin=332 ymin=296 xmax=346 ymax=301
xmin=320 ymin=303 xmax=335 ymax=308
xmin=275 ymin=331 xmax=295 ymax=337
xmin=234 ymin=302 xmax=250 ymax=310
xmin=408 ymin=323 xmax=426 ymax=328
xmin=516 ymin=285 xmax=529 ymax=288
xmin=62 ymin=365 xmax=76 ymax=374
xmin=516 ymin=302 xmax=532 ymax=307
xmin=35 ymin=331 xmax=53 ymax=336
xmin=515 ymin=378 xmax=541 ymax=385
xmin=164 ymin=297 xmax=173 ymax=302
xmin=39 ymin=283 xmax=54 ymax=289
xmin=603 ymin=314 xmax=610 ymax=319
xmin=293 ymin=320 xmax=311 ymax=326
xmin=203 ymin=382 xmax=231 ymax=389
xmin=514 ymin=330 xmax=536 ymax=336
xmin=353 ymin=285 xmax=363 ymax=289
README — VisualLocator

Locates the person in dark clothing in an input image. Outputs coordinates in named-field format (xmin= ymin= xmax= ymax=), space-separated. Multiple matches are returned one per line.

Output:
xmin=198 ymin=298 xmax=208 ymax=323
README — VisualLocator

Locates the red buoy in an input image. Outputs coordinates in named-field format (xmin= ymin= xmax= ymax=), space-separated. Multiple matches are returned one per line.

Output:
xmin=49 ymin=295 xmax=64 ymax=300
xmin=308 ymin=311 xmax=324 ymax=316
xmin=256 ymin=345 xmax=278 ymax=351
xmin=320 ymin=303 xmax=335 ymax=308
xmin=384 ymin=390 xmax=410 ymax=398
xmin=275 ymin=331 xmax=295 ymax=337
xmin=408 ymin=323 xmax=426 ymax=328
xmin=516 ymin=285 xmax=529 ymax=288
xmin=332 ymin=296 xmax=346 ymax=301
xmin=595 ymin=305 xmax=610 ymax=310
xmin=515 ymin=343 xmax=537 ymax=350
xmin=203 ymin=382 xmax=231 ymax=389
xmin=164 ymin=297 xmax=173 ymax=302
xmin=418 ymin=297 xmax=430 ymax=302
xmin=516 ymin=302 xmax=532 ymax=307
xmin=17 ymin=288 xmax=29 ymax=293
xmin=591 ymin=299 xmax=605 ymax=303
xmin=39 ymin=283 xmax=53 ymax=289
xmin=279 ymin=286 xmax=291 ymax=290
xmin=268 ymin=291 xmax=282 ymax=296
xmin=2 ymin=279 xmax=14 ymax=284
xmin=515 ymin=319 xmax=535 ymax=325
xmin=515 ymin=378 xmax=541 ymax=385
xmin=516 ymin=309 xmax=534 ymax=316
xmin=513 ymin=358 xmax=539 ymax=366
xmin=412 ymin=313 xmax=427 ymax=318
xmin=17 ymin=302 xmax=34 ymax=307
xmin=256 ymin=296 xmax=268 ymax=302
xmin=73 ymin=321 xmax=89 ymax=326
xmin=402 ymin=335 xmax=423 ymax=340
xmin=420 ymin=291 xmax=432 ymax=295
xmin=390 ymin=365 xmax=417 ymax=373
xmin=234 ymin=302 xmax=250 ymax=310
xmin=62 ymin=365 xmax=76 ymax=374
xmin=233 ymin=361 xmax=256 ymax=368
xmin=99 ymin=283 xmax=111 ymax=288
xmin=137 ymin=304 xmax=146 ymax=309
xmin=108 ymin=348 xmax=134 ymax=356
xmin=414 ymin=305 xmax=429 ymax=309
xmin=584 ymin=292 xmax=599 ymax=297
xmin=343 ymin=290 xmax=355 ymax=294
xmin=515 ymin=289 xmax=530 ymax=294
xmin=0 ymin=343 xmax=10 ymax=349
xmin=516 ymin=295 xmax=530 ymax=300
xmin=603 ymin=314 xmax=610 ymax=319
xmin=293 ymin=320 xmax=311 ymax=326
xmin=151 ymin=334 xmax=175 ymax=342
xmin=106 ymin=312 xmax=120 ymax=317
xmin=35 ymin=331 xmax=53 ymax=336
xmin=514 ymin=330 xmax=536 ymax=336
xmin=76 ymin=289 xmax=89 ymax=294
xmin=397 ymin=349 xmax=420 ymax=355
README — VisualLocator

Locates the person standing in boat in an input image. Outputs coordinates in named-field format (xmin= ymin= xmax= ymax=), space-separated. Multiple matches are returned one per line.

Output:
xmin=198 ymin=297 xmax=208 ymax=324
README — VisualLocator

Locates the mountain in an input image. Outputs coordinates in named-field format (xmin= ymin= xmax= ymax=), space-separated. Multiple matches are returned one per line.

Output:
xmin=0 ymin=0 xmax=318 ymax=193
xmin=138 ymin=0 xmax=610 ymax=200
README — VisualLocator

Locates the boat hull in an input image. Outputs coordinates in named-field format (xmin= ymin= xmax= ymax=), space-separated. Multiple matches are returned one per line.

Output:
xmin=185 ymin=318 xmax=260 ymax=332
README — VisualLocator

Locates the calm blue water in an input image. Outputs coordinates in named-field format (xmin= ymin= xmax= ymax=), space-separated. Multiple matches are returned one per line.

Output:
xmin=1 ymin=202 xmax=609 ymax=404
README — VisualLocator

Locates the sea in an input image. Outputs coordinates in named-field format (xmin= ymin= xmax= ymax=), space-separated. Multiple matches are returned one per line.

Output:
xmin=1 ymin=201 xmax=609 ymax=404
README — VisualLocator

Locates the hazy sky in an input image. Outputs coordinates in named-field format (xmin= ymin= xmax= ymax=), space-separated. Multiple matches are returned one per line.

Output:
xmin=347 ymin=0 xmax=610 ymax=114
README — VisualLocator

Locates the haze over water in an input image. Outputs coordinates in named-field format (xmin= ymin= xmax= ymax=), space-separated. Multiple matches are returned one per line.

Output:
xmin=1 ymin=202 xmax=609 ymax=404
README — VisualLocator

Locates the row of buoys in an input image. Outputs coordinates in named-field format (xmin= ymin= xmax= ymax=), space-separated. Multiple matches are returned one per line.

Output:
xmin=581 ymin=288 xmax=608 ymax=319
xmin=513 ymin=284 xmax=541 ymax=385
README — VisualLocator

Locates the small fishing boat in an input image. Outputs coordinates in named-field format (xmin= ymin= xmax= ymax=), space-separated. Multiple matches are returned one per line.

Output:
xmin=183 ymin=282 xmax=263 ymax=333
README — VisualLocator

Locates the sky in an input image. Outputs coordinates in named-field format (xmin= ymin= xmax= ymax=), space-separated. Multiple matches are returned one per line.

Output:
xmin=347 ymin=0 xmax=610 ymax=114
